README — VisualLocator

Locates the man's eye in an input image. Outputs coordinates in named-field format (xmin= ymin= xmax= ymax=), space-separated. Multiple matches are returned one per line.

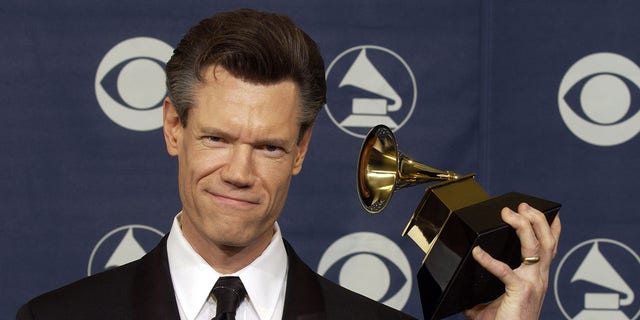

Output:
xmin=260 ymin=144 xmax=287 ymax=156
xmin=202 ymin=136 xmax=224 ymax=145
xmin=264 ymin=145 xmax=281 ymax=152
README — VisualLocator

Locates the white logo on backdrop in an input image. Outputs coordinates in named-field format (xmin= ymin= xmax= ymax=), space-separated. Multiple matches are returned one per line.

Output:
xmin=554 ymin=238 xmax=640 ymax=320
xmin=95 ymin=37 xmax=173 ymax=131
xmin=558 ymin=52 xmax=640 ymax=146
xmin=317 ymin=232 xmax=412 ymax=310
xmin=87 ymin=224 xmax=164 ymax=276
xmin=325 ymin=45 xmax=417 ymax=138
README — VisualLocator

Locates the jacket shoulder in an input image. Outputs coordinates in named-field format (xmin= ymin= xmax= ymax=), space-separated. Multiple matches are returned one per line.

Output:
xmin=17 ymin=261 xmax=139 ymax=320
xmin=316 ymin=275 xmax=416 ymax=320
xmin=283 ymin=239 xmax=416 ymax=320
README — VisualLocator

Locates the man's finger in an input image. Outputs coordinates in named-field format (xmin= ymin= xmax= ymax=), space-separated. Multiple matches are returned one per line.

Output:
xmin=472 ymin=246 xmax=518 ymax=287
xmin=501 ymin=206 xmax=541 ymax=263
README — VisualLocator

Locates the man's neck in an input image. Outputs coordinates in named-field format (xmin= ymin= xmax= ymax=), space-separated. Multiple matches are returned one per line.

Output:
xmin=178 ymin=214 xmax=274 ymax=274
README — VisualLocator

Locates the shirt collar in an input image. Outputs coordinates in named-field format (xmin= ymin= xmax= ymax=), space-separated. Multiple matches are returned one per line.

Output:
xmin=166 ymin=213 xmax=288 ymax=320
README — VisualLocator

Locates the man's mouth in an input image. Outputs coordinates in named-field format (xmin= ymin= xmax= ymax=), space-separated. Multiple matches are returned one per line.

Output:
xmin=206 ymin=190 xmax=260 ymax=207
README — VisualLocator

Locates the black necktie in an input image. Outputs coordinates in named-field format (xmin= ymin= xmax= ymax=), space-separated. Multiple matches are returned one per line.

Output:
xmin=211 ymin=276 xmax=247 ymax=320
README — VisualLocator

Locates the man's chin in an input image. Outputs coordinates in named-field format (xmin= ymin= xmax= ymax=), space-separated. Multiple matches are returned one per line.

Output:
xmin=217 ymin=228 xmax=274 ymax=251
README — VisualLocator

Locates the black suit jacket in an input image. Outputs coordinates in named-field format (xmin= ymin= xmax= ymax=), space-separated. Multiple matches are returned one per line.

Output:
xmin=17 ymin=236 xmax=415 ymax=320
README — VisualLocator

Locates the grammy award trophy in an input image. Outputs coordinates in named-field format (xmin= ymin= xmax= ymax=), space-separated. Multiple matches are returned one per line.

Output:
xmin=357 ymin=125 xmax=561 ymax=319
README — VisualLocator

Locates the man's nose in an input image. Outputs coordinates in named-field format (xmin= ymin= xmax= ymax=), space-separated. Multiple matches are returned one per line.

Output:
xmin=220 ymin=145 xmax=255 ymax=187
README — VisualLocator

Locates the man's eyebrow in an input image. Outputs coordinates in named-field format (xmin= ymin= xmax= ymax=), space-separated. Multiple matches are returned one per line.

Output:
xmin=200 ymin=126 xmax=292 ymax=148
xmin=255 ymin=137 xmax=290 ymax=148
xmin=199 ymin=126 xmax=229 ymax=136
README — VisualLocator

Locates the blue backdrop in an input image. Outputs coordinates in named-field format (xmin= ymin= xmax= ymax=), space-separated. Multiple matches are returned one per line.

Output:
xmin=3 ymin=1 xmax=639 ymax=319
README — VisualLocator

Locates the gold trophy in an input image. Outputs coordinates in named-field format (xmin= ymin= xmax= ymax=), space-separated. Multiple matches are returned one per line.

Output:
xmin=357 ymin=125 xmax=560 ymax=319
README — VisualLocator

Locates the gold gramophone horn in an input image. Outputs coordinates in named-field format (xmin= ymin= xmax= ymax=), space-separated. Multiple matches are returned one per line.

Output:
xmin=357 ymin=125 xmax=460 ymax=214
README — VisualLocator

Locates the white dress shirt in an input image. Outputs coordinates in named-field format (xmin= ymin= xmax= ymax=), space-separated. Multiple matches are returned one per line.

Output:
xmin=166 ymin=213 xmax=288 ymax=320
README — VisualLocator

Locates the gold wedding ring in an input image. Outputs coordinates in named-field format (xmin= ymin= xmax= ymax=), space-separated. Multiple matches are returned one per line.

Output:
xmin=521 ymin=255 xmax=541 ymax=265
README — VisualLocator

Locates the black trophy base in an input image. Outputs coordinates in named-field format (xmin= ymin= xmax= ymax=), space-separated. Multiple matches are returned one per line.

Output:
xmin=418 ymin=192 xmax=560 ymax=320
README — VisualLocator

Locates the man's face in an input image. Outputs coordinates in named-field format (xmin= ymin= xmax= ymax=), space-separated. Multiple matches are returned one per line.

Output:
xmin=163 ymin=66 xmax=311 ymax=258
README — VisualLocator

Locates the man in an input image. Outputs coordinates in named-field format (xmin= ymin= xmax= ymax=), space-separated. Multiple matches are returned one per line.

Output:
xmin=17 ymin=8 xmax=561 ymax=320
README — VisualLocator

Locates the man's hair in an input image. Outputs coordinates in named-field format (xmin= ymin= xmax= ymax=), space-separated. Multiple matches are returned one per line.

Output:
xmin=165 ymin=8 xmax=326 ymax=140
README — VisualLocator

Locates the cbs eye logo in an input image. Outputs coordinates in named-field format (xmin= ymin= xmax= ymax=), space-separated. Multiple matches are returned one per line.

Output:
xmin=317 ymin=232 xmax=412 ymax=310
xmin=95 ymin=37 xmax=173 ymax=131
xmin=558 ymin=52 xmax=640 ymax=146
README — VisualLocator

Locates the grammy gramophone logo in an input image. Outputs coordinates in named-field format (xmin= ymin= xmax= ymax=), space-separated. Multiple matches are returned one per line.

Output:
xmin=87 ymin=224 xmax=164 ymax=276
xmin=325 ymin=45 xmax=417 ymax=138
xmin=554 ymin=238 xmax=639 ymax=320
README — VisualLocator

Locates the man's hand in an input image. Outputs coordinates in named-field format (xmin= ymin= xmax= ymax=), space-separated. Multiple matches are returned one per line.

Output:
xmin=464 ymin=203 xmax=562 ymax=320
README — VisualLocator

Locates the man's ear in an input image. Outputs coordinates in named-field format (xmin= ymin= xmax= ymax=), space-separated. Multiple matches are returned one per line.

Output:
xmin=292 ymin=124 xmax=314 ymax=176
xmin=163 ymin=97 xmax=182 ymax=156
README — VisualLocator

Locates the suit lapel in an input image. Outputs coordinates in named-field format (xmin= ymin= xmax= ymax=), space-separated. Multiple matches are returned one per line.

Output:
xmin=282 ymin=240 xmax=326 ymax=320
xmin=132 ymin=236 xmax=180 ymax=320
